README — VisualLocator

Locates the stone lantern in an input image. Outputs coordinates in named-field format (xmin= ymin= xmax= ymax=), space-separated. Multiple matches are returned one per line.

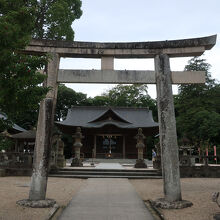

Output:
xmin=71 ymin=127 xmax=84 ymax=167
xmin=56 ymin=135 xmax=66 ymax=168
xmin=134 ymin=128 xmax=147 ymax=168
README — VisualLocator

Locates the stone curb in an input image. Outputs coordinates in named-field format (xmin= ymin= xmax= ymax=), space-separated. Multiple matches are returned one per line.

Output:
xmin=16 ymin=199 xmax=56 ymax=208
xmin=152 ymin=198 xmax=193 ymax=209
xmin=46 ymin=204 xmax=59 ymax=220
xmin=144 ymin=200 xmax=164 ymax=220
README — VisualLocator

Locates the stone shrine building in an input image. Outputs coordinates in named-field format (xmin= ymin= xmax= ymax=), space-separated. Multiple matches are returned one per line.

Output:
xmin=56 ymin=106 xmax=159 ymax=159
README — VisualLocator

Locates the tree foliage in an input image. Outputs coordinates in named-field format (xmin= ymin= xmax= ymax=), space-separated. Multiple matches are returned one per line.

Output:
xmin=56 ymin=84 xmax=157 ymax=121
xmin=55 ymin=84 xmax=89 ymax=121
xmin=33 ymin=0 xmax=82 ymax=40
xmin=0 ymin=0 xmax=82 ymax=131
xmin=175 ymin=57 xmax=220 ymax=146
xmin=0 ymin=0 xmax=49 ymax=130
xmin=0 ymin=54 xmax=49 ymax=128
xmin=104 ymin=84 xmax=157 ymax=119
xmin=0 ymin=0 xmax=36 ymax=51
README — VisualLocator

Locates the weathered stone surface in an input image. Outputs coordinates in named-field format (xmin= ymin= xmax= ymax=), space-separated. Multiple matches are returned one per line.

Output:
xmin=71 ymin=158 xmax=83 ymax=167
xmin=25 ymin=35 xmax=216 ymax=58
xmin=101 ymin=56 xmax=114 ymax=70
xmin=56 ymin=137 xmax=66 ymax=168
xmin=134 ymin=159 xmax=147 ymax=168
xmin=71 ymin=127 xmax=84 ymax=167
xmin=153 ymin=156 xmax=161 ymax=170
xmin=29 ymin=98 xmax=53 ymax=201
xmin=171 ymin=70 xmax=205 ymax=84
xmin=49 ymin=134 xmax=66 ymax=169
xmin=46 ymin=53 xmax=60 ymax=124
xmin=155 ymin=54 xmax=182 ymax=202
xmin=16 ymin=198 xmax=56 ymax=208
xmin=57 ymin=69 xmax=205 ymax=84
xmin=153 ymin=143 xmax=162 ymax=169
xmin=152 ymin=198 xmax=193 ymax=209
xmin=29 ymin=53 xmax=60 ymax=201
xmin=134 ymin=128 xmax=147 ymax=168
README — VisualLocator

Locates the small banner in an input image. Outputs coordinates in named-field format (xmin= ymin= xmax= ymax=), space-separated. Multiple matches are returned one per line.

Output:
xmin=214 ymin=146 xmax=217 ymax=161
xmin=206 ymin=148 xmax=209 ymax=156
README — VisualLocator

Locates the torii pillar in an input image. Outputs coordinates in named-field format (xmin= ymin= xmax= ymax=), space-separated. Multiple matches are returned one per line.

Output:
xmin=29 ymin=53 xmax=60 ymax=201
xmin=155 ymin=54 xmax=181 ymax=201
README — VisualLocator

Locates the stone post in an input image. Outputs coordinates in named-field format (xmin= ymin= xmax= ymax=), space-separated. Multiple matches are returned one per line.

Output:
xmin=155 ymin=54 xmax=182 ymax=202
xmin=153 ymin=143 xmax=162 ymax=170
xmin=71 ymin=127 xmax=84 ymax=167
xmin=29 ymin=98 xmax=53 ymax=200
xmin=27 ymin=155 xmax=32 ymax=168
xmin=57 ymin=135 xmax=66 ymax=168
xmin=93 ymin=135 xmax=96 ymax=158
xmin=49 ymin=134 xmax=59 ymax=170
xmin=134 ymin=128 xmax=147 ymax=168
xmin=123 ymin=135 xmax=126 ymax=159
xmin=28 ymin=53 xmax=60 ymax=202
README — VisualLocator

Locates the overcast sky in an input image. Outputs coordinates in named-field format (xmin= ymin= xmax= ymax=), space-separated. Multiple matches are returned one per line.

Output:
xmin=60 ymin=0 xmax=220 ymax=99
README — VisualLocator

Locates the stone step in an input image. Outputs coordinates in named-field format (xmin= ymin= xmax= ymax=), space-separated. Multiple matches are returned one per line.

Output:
xmin=49 ymin=174 xmax=162 ymax=179
xmin=52 ymin=170 xmax=161 ymax=176
xmin=59 ymin=168 xmax=159 ymax=173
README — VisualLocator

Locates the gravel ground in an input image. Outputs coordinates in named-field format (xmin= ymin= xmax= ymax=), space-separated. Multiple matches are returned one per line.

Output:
xmin=130 ymin=178 xmax=220 ymax=220
xmin=0 ymin=177 xmax=220 ymax=220
xmin=0 ymin=177 xmax=84 ymax=220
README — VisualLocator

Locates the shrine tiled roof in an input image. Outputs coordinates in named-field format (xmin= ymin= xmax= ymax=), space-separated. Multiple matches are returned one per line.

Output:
xmin=0 ymin=113 xmax=26 ymax=132
xmin=55 ymin=106 xmax=158 ymax=129
xmin=10 ymin=130 xmax=36 ymax=140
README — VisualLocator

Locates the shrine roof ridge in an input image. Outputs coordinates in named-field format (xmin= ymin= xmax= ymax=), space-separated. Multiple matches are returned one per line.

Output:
xmin=69 ymin=106 xmax=150 ymax=111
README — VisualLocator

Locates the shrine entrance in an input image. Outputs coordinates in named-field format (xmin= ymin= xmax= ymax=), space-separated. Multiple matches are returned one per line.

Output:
xmin=96 ymin=134 xmax=123 ymax=158
xmin=24 ymin=35 xmax=216 ymax=204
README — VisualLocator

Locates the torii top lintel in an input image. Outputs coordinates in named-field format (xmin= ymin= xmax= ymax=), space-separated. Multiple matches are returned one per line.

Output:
xmin=25 ymin=35 xmax=217 ymax=58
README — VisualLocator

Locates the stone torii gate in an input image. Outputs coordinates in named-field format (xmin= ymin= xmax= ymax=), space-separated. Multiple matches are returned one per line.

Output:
xmin=24 ymin=35 xmax=216 ymax=206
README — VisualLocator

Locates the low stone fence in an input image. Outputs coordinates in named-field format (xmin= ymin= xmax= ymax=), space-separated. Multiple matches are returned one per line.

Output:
xmin=3 ymin=168 xmax=32 ymax=176
xmin=0 ymin=152 xmax=33 ymax=169
xmin=180 ymin=165 xmax=220 ymax=178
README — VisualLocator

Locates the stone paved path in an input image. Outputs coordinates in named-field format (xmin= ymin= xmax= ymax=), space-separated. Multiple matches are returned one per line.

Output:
xmin=59 ymin=178 xmax=155 ymax=220
xmin=95 ymin=162 xmax=124 ymax=169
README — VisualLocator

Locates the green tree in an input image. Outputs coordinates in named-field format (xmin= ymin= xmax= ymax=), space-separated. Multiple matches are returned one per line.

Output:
xmin=175 ymin=57 xmax=220 ymax=147
xmin=33 ymin=0 xmax=82 ymax=40
xmin=56 ymin=84 xmax=89 ymax=121
xmin=0 ymin=0 xmax=49 ymax=131
xmin=0 ymin=0 xmax=83 ymax=130
xmin=55 ymin=84 xmax=158 ymax=121
xmin=0 ymin=55 xmax=49 ymax=128
xmin=0 ymin=0 xmax=36 ymax=51
xmin=105 ymin=84 xmax=157 ymax=120
xmin=88 ymin=95 xmax=110 ymax=107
